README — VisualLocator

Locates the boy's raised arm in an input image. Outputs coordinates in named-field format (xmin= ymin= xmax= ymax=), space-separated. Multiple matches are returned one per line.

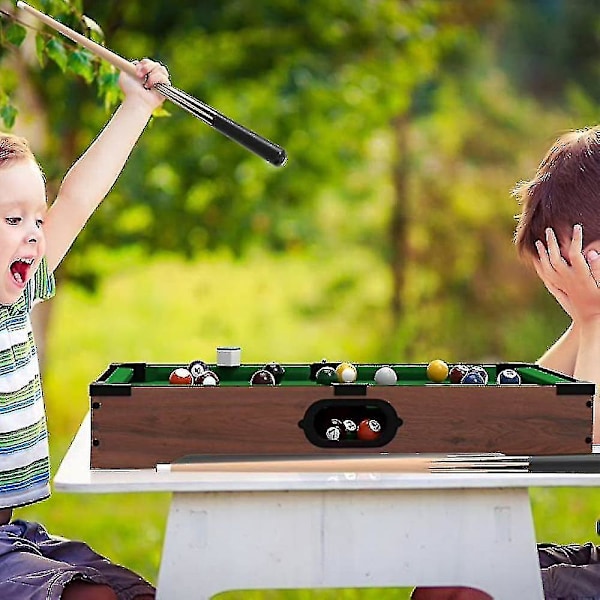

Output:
xmin=42 ymin=59 xmax=169 ymax=272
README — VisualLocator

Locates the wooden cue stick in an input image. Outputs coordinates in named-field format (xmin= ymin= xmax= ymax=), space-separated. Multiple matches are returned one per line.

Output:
xmin=156 ymin=454 xmax=529 ymax=473
xmin=17 ymin=1 xmax=138 ymax=77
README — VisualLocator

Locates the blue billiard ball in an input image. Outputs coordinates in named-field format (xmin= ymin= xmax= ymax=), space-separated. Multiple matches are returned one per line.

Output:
xmin=461 ymin=371 xmax=486 ymax=385
xmin=468 ymin=366 xmax=489 ymax=384
xmin=496 ymin=368 xmax=522 ymax=385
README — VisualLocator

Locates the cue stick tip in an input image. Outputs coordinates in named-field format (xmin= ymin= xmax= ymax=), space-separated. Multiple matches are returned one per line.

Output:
xmin=16 ymin=2 xmax=27 ymax=9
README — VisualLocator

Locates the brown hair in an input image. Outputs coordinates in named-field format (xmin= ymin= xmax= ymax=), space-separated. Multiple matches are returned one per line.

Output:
xmin=513 ymin=126 xmax=600 ymax=260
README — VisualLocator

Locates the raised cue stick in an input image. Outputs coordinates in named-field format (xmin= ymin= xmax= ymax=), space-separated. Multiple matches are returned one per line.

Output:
xmin=16 ymin=1 xmax=287 ymax=167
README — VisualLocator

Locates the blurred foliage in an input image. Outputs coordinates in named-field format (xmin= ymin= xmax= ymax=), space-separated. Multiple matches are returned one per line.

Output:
xmin=0 ymin=0 xmax=597 ymax=361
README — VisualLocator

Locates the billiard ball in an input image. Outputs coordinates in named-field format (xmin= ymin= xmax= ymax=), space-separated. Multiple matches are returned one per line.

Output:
xmin=316 ymin=366 xmax=338 ymax=385
xmin=374 ymin=366 xmax=397 ymax=385
xmin=460 ymin=371 xmax=486 ymax=385
xmin=336 ymin=362 xmax=357 ymax=383
xmin=326 ymin=425 xmax=342 ymax=441
xmin=249 ymin=369 xmax=276 ymax=385
xmin=496 ymin=368 xmax=521 ymax=385
xmin=342 ymin=419 xmax=358 ymax=439
xmin=188 ymin=360 xmax=208 ymax=379
xmin=263 ymin=362 xmax=285 ymax=384
xmin=468 ymin=366 xmax=489 ymax=384
xmin=426 ymin=359 xmax=449 ymax=383
xmin=195 ymin=370 xmax=220 ymax=386
xmin=169 ymin=368 xmax=193 ymax=385
xmin=357 ymin=418 xmax=382 ymax=441
xmin=449 ymin=364 xmax=470 ymax=384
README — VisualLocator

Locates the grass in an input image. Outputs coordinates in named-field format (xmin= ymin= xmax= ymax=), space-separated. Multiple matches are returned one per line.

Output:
xmin=14 ymin=251 xmax=600 ymax=597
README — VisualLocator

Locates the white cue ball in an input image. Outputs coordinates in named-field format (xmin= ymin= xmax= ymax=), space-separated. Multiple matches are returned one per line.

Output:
xmin=342 ymin=368 xmax=357 ymax=382
xmin=374 ymin=366 xmax=397 ymax=385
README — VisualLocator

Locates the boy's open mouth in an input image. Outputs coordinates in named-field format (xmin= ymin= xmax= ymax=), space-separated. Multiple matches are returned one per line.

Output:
xmin=10 ymin=258 xmax=34 ymax=284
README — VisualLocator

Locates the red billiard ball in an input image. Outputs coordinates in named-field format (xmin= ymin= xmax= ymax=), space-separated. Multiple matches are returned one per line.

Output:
xmin=169 ymin=368 xmax=193 ymax=385
xmin=249 ymin=369 xmax=276 ymax=385
xmin=357 ymin=418 xmax=382 ymax=441
xmin=449 ymin=364 xmax=470 ymax=384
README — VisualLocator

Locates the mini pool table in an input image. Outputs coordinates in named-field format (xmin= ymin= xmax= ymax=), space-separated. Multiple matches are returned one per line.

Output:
xmin=89 ymin=361 xmax=594 ymax=469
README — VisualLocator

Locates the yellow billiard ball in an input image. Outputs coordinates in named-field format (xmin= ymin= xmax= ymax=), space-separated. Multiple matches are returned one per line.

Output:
xmin=336 ymin=361 xmax=357 ymax=383
xmin=426 ymin=359 xmax=449 ymax=383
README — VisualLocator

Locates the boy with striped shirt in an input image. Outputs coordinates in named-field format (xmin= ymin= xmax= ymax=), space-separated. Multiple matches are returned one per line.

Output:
xmin=0 ymin=58 xmax=168 ymax=600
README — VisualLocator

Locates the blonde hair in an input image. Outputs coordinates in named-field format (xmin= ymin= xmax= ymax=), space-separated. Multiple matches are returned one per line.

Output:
xmin=0 ymin=133 xmax=38 ymax=168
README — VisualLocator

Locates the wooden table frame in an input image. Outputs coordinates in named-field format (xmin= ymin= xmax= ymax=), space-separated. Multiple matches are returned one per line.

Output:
xmin=54 ymin=412 xmax=600 ymax=599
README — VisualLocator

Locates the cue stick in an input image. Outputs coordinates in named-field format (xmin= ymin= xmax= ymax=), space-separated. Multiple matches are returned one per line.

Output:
xmin=156 ymin=454 xmax=600 ymax=474
xmin=156 ymin=453 xmax=533 ymax=474
xmin=16 ymin=1 xmax=288 ymax=167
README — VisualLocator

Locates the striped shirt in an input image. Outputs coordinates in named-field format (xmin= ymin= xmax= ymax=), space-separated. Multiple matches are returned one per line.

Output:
xmin=0 ymin=258 xmax=55 ymax=508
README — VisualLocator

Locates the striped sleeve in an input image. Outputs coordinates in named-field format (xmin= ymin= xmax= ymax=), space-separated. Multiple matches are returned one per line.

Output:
xmin=26 ymin=257 xmax=55 ymax=311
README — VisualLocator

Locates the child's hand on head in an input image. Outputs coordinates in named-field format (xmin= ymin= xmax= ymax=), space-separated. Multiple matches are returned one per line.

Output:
xmin=586 ymin=249 xmax=600 ymax=284
xmin=535 ymin=224 xmax=600 ymax=324
xmin=119 ymin=58 xmax=170 ymax=112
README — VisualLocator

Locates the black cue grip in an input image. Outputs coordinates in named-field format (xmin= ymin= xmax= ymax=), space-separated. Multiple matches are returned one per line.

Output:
xmin=529 ymin=454 xmax=600 ymax=473
xmin=211 ymin=112 xmax=287 ymax=167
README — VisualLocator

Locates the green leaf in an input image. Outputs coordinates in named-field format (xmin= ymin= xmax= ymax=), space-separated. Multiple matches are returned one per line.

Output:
xmin=46 ymin=37 xmax=68 ymax=72
xmin=0 ymin=103 xmax=17 ymax=129
xmin=35 ymin=34 xmax=46 ymax=67
xmin=81 ymin=15 xmax=104 ymax=43
xmin=68 ymin=49 xmax=94 ymax=83
xmin=5 ymin=23 xmax=26 ymax=48
xmin=97 ymin=70 xmax=121 ymax=112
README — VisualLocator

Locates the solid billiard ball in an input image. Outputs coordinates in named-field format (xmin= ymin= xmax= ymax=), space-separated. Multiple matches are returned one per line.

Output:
xmin=169 ymin=368 xmax=193 ymax=385
xmin=316 ymin=366 xmax=337 ymax=385
xmin=263 ymin=362 xmax=285 ymax=384
xmin=374 ymin=366 xmax=397 ymax=385
xmin=460 ymin=371 xmax=486 ymax=385
xmin=449 ymin=364 xmax=470 ymax=384
xmin=195 ymin=370 xmax=220 ymax=386
xmin=426 ymin=359 xmax=449 ymax=383
xmin=357 ymin=418 xmax=382 ymax=441
xmin=336 ymin=362 xmax=357 ymax=383
xmin=249 ymin=369 xmax=276 ymax=385
xmin=188 ymin=360 xmax=208 ymax=379
xmin=496 ymin=368 xmax=521 ymax=385
xmin=468 ymin=366 xmax=489 ymax=384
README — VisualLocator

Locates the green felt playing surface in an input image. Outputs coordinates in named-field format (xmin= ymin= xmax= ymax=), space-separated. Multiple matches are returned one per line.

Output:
xmin=99 ymin=362 xmax=579 ymax=388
